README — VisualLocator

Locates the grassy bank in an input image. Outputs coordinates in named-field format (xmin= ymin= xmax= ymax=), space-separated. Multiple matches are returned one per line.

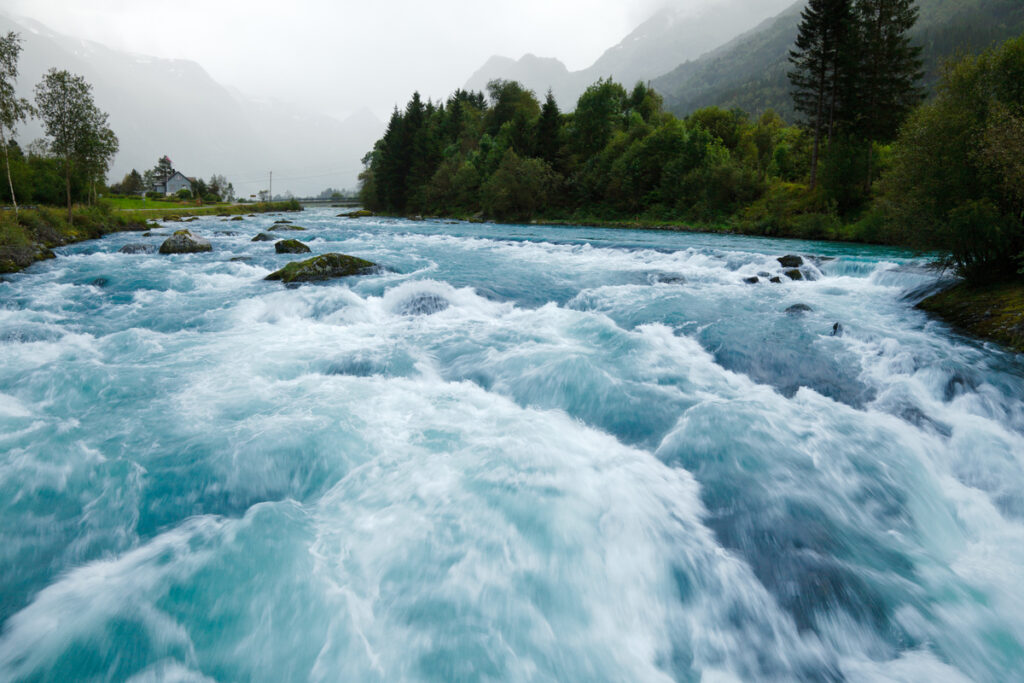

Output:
xmin=0 ymin=200 xmax=303 ymax=274
xmin=919 ymin=283 xmax=1024 ymax=354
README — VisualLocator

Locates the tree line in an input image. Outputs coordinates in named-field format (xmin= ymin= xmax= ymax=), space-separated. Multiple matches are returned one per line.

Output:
xmin=360 ymin=2 xmax=1023 ymax=284
xmin=0 ymin=32 xmax=118 ymax=221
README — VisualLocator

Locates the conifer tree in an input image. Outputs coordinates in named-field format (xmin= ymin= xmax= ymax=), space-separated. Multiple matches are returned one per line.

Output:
xmin=788 ymin=0 xmax=856 ymax=189
xmin=536 ymin=90 xmax=562 ymax=168
xmin=853 ymin=0 xmax=924 ymax=188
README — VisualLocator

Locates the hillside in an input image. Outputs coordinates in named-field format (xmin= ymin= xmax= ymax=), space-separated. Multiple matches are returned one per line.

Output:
xmin=654 ymin=0 xmax=1024 ymax=119
xmin=0 ymin=13 xmax=383 ymax=195
xmin=464 ymin=0 xmax=794 ymax=107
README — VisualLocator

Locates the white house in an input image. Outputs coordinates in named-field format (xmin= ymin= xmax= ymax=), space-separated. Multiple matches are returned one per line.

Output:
xmin=152 ymin=171 xmax=193 ymax=196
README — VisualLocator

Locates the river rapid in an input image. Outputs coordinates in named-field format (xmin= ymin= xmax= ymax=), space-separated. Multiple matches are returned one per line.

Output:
xmin=1 ymin=209 xmax=1023 ymax=682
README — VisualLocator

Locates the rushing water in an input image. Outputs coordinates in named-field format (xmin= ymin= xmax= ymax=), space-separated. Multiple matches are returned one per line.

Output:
xmin=1 ymin=209 xmax=1023 ymax=682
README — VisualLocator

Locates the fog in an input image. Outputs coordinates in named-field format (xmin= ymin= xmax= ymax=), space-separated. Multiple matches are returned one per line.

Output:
xmin=3 ymin=0 xmax=787 ymax=120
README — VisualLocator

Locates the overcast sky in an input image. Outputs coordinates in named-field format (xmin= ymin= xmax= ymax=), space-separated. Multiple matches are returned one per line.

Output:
xmin=4 ymin=0 xmax=752 ymax=119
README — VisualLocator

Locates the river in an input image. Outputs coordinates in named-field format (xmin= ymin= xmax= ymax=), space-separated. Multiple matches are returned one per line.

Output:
xmin=1 ymin=209 xmax=1022 ymax=681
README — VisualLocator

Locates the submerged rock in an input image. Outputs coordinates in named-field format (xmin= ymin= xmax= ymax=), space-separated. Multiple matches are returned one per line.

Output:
xmin=230 ymin=216 xmax=244 ymax=221
xmin=273 ymin=219 xmax=292 ymax=224
xmin=268 ymin=224 xmax=307 ymax=231
xmin=785 ymin=269 xmax=804 ymax=281
xmin=832 ymin=322 xmax=844 ymax=337
xmin=397 ymin=293 xmax=450 ymax=316
xmin=265 ymin=253 xmax=376 ymax=283
xmin=275 ymin=239 xmax=312 ymax=254
xmin=786 ymin=304 xmax=813 ymax=314
xmin=778 ymin=254 xmax=804 ymax=268
xmin=251 ymin=233 xmax=275 ymax=242
xmin=158 ymin=230 xmax=212 ymax=254
xmin=229 ymin=256 xmax=252 ymax=262
xmin=120 ymin=243 xmax=154 ymax=254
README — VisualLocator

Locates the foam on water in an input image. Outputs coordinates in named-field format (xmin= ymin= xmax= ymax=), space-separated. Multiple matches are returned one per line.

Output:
xmin=1 ymin=210 xmax=1022 ymax=681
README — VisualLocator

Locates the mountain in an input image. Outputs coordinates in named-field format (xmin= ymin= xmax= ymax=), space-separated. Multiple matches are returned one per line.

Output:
xmin=464 ymin=0 xmax=795 ymax=108
xmin=0 ymin=13 xmax=383 ymax=196
xmin=652 ymin=0 xmax=1024 ymax=120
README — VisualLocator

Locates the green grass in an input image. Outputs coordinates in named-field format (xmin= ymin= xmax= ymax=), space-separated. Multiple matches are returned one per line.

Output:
xmin=103 ymin=197 xmax=211 ymax=211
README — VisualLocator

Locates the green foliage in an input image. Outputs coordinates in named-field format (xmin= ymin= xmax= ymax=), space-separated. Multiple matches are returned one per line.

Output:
xmin=875 ymin=35 xmax=1024 ymax=282
xmin=479 ymin=150 xmax=560 ymax=221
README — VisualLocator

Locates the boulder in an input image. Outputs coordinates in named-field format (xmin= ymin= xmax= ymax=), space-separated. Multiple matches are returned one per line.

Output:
xmin=251 ymin=233 xmax=276 ymax=242
xmin=744 ymin=276 xmax=760 ymax=284
xmin=785 ymin=269 xmax=804 ymax=281
xmin=268 ymin=224 xmax=307 ymax=231
xmin=778 ymin=254 xmax=804 ymax=268
xmin=162 ymin=215 xmax=183 ymax=222
xmin=275 ymin=239 xmax=312 ymax=254
xmin=339 ymin=209 xmax=373 ymax=218
xmin=230 ymin=216 xmax=244 ymax=221
xmin=158 ymin=230 xmax=212 ymax=254
xmin=273 ymin=219 xmax=292 ymax=224
xmin=120 ymin=243 xmax=154 ymax=254
xmin=769 ymin=276 xmax=782 ymax=284
xmin=265 ymin=253 xmax=375 ymax=283
xmin=785 ymin=304 xmax=813 ymax=314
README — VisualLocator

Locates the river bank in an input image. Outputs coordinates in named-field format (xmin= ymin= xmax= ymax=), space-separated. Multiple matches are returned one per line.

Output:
xmin=919 ymin=283 xmax=1024 ymax=353
xmin=0 ymin=200 xmax=303 ymax=275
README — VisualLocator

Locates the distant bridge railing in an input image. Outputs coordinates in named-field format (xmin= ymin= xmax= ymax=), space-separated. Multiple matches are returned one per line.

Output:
xmin=294 ymin=198 xmax=361 ymax=207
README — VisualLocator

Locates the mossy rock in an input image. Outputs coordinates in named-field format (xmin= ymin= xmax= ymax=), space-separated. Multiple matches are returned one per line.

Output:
xmin=919 ymin=283 xmax=1024 ymax=353
xmin=251 ymin=233 xmax=276 ymax=242
xmin=268 ymin=224 xmax=307 ymax=231
xmin=275 ymin=239 xmax=311 ymax=254
xmin=785 ymin=269 xmax=804 ymax=281
xmin=230 ymin=216 xmax=245 ymax=221
xmin=265 ymin=253 xmax=375 ymax=283
xmin=273 ymin=219 xmax=292 ymax=224
xmin=778 ymin=255 xmax=804 ymax=268
xmin=159 ymin=230 xmax=212 ymax=254
xmin=339 ymin=209 xmax=373 ymax=218
xmin=163 ymin=215 xmax=183 ymax=222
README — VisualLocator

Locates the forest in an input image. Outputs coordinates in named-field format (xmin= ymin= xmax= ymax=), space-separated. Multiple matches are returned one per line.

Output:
xmin=360 ymin=0 xmax=1024 ymax=284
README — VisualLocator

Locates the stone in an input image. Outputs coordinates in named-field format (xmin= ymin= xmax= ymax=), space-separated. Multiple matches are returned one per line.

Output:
xmin=265 ymin=253 xmax=376 ymax=283
xmin=251 ymin=233 xmax=276 ymax=242
xmin=339 ymin=209 xmax=373 ymax=218
xmin=785 ymin=269 xmax=803 ymax=281
xmin=274 ymin=239 xmax=312 ymax=254
xmin=786 ymin=304 xmax=813 ymax=314
xmin=268 ymin=224 xmax=307 ymax=231
xmin=120 ymin=243 xmax=154 ymax=254
xmin=769 ymin=277 xmax=782 ymax=284
xmin=778 ymin=254 xmax=804 ymax=268
xmin=158 ymin=229 xmax=212 ymax=254
xmin=744 ymin=276 xmax=760 ymax=284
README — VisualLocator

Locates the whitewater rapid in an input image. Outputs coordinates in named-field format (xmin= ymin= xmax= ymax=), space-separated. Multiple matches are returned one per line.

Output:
xmin=1 ymin=210 xmax=1022 ymax=681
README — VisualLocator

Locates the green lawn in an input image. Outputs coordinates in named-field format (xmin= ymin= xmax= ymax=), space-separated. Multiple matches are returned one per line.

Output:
xmin=102 ymin=197 xmax=229 ymax=211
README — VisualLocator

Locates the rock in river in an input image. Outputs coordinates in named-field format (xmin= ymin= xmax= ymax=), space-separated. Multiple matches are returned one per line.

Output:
xmin=268 ymin=224 xmax=307 ymax=231
xmin=158 ymin=230 xmax=212 ymax=254
xmin=275 ymin=239 xmax=312 ymax=254
xmin=778 ymin=254 xmax=804 ymax=268
xmin=120 ymin=243 xmax=154 ymax=254
xmin=251 ymin=233 xmax=275 ymax=242
xmin=265 ymin=253 xmax=376 ymax=283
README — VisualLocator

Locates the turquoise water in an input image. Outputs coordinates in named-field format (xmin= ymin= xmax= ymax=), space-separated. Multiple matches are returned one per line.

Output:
xmin=1 ymin=209 xmax=1023 ymax=681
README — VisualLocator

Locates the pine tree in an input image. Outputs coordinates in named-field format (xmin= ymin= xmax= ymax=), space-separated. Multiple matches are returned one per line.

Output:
xmin=853 ymin=0 xmax=924 ymax=189
xmin=536 ymin=90 xmax=562 ymax=168
xmin=788 ymin=0 xmax=856 ymax=189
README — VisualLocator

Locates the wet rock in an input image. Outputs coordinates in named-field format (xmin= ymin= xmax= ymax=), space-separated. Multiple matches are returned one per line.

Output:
xmin=162 ymin=215 xmax=183 ymax=222
xmin=649 ymin=272 xmax=687 ymax=285
xmin=785 ymin=269 xmax=804 ymax=281
xmin=744 ymin=276 xmax=760 ymax=284
xmin=158 ymin=229 xmax=212 ymax=254
xmin=397 ymin=293 xmax=450 ymax=316
xmin=268 ymin=224 xmax=307 ymax=231
xmin=339 ymin=209 xmax=373 ymax=218
xmin=778 ymin=254 xmax=804 ymax=268
xmin=832 ymin=322 xmax=844 ymax=337
xmin=274 ymin=239 xmax=312 ymax=254
xmin=273 ymin=219 xmax=292 ymax=224
xmin=265 ymin=253 xmax=376 ymax=283
xmin=230 ymin=216 xmax=244 ymax=221
xmin=215 ymin=230 xmax=239 ymax=236
xmin=89 ymin=277 xmax=109 ymax=288
xmin=786 ymin=304 xmax=813 ymax=314
xmin=229 ymin=256 xmax=252 ymax=262
xmin=120 ymin=243 xmax=154 ymax=254
xmin=251 ymin=233 xmax=275 ymax=242
xmin=758 ymin=271 xmax=771 ymax=278
xmin=770 ymin=277 xmax=783 ymax=284
xmin=184 ymin=216 xmax=200 ymax=222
